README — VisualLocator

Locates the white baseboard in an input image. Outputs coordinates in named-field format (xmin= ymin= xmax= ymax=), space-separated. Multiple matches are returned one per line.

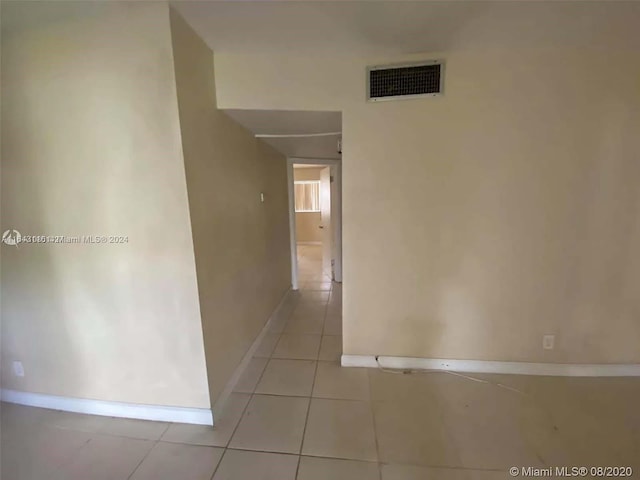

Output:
xmin=213 ymin=288 xmax=294 ymax=414
xmin=296 ymin=241 xmax=321 ymax=245
xmin=341 ymin=355 xmax=640 ymax=377
xmin=1 ymin=290 xmax=294 ymax=427
xmin=0 ymin=389 xmax=213 ymax=425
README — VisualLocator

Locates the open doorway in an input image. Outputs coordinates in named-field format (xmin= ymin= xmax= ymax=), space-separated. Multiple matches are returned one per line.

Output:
xmin=288 ymin=158 xmax=342 ymax=289
xmin=219 ymin=108 xmax=342 ymax=290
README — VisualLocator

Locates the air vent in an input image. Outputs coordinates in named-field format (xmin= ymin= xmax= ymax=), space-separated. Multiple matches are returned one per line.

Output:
xmin=367 ymin=60 xmax=444 ymax=102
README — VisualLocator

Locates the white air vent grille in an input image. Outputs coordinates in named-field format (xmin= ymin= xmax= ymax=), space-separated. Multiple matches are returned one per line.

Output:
xmin=367 ymin=60 xmax=444 ymax=101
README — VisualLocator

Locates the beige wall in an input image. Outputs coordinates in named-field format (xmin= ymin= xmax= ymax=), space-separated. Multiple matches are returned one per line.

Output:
xmin=0 ymin=3 xmax=210 ymax=407
xmin=215 ymin=46 xmax=640 ymax=364
xmin=169 ymin=10 xmax=291 ymax=403
xmin=294 ymin=167 xmax=322 ymax=243
xmin=294 ymin=167 xmax=323 ymax=182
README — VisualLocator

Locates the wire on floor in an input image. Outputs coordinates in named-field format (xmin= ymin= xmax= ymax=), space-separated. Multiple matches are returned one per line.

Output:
xmin=374 ymin=356 xmax=527 ymax=396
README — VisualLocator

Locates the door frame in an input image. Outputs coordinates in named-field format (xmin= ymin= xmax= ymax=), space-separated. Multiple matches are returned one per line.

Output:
xmin=287 ymin=157 xmax=342 ymax=289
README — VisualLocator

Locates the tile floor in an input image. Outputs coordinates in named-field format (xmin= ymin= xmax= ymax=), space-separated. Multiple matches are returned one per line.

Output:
xmin=2 ymin=245 xmax=639 ymax=479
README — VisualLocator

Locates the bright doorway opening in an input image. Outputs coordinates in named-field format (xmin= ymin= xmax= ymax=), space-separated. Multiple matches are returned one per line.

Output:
xmin=220 ymin=109 xmax=342 ymax=291
xmin=288 ymin=159 xmax=342 ymax=289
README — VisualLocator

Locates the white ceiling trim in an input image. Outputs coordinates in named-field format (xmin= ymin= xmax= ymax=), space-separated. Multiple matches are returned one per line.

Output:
xmin=255 ymin=132 xmax=341 ymax=138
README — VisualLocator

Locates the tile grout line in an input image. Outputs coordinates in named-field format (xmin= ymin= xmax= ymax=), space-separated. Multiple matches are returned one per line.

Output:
xmin=210 ymin=445 xmax=510 ymax=472
xmin=124 ymin=422 xmax=172 ymax=479
xmin=295 ymin=455 xmax=302 ymax=480
xmin=48 ymin=432 xmax=94 ymax=478
xmin=294 ymin=285 xmax=331 ymax=479
xmin=214 ymin=290 xmax=300 ymax=479
xmin=125 ymin=436 xmax=163 ymax=480
xmin=236 ymin=391 xmax=372 ymax=402
xmin=210 ymin=336 xmax=278 ymax=478
xmin=208 ymin=447 xmax=227 ymax=480
xmin=367 ymin=368 xmax=384 ymax=480
xmin=158 ymin=421 xmax=172 ymax=440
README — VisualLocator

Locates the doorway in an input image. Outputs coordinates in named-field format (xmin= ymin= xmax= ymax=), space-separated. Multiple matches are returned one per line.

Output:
xmin=287 ymin=158 xmax=342 ymax=289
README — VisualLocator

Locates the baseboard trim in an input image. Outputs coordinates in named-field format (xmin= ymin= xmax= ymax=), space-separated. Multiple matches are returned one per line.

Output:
xmin=0 ymin=389 xmax=213 ymax=425
xmin=296 ymin=241 xmax=321 ymax=245
xmin=341 ymin=355 xmax=640 ymax=377
xmin=213 ymin=287 xmax=294 ymax=414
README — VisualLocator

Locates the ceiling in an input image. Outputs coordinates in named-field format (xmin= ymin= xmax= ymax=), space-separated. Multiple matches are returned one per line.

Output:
xmin=258 ymin=135 xmax=341 ymax=160
xmin=172 ymin=1 xmax=640 ymax=55
xmin=3 ymin=2 xmax=639 ymax=52
xmin=1 ymin=1 xmax=124 ymax=33
xmin=294 ymin=164 xmax=326 ymax=170
xmin=224 ymin=109 xmax=342 ymax=160
xmin=224 ymin=110 xmax=340 ymax=136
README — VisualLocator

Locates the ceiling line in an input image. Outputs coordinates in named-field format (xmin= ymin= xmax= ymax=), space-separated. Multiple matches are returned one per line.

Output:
xmin=255 ymin=132 xmax=341 ymax=138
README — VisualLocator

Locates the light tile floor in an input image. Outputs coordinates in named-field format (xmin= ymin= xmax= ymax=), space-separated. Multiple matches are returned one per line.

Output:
xmin=2 ymin=245 xmax=639 ymax=479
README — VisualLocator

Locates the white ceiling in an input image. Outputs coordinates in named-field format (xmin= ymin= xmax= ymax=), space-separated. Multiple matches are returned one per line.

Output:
xmin=224 ymin=109 xmax=342 ymax=160
xmin=258 ymin=135 xmax=341 ymax=160
xmin=224 ymin=110 xmax=341 ymax=136
xmin=4 ymin=2 xmax=639 ymax=52
xmin=172 ymin=1 xmax=640 ymax=55
xmin=294 ymin=164 xmax=325 ymax=169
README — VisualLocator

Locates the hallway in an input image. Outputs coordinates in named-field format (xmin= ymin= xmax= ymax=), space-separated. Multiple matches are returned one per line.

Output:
xmin=1 ymin=246 xmax=639 ymax=479
xmin=296 ymin=243 xmax=331 ymax=283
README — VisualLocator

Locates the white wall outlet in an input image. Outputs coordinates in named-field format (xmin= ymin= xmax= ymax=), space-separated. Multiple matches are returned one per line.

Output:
xmin=542 ymin=335 xmax=555 ymax=350
xmin=12 ymin=360 xmax=25 ymax=377
xmin=260 ymin=192 xmax=265 ymax=203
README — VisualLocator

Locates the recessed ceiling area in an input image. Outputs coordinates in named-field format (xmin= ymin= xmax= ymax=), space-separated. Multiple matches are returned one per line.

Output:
xmin=224 ymin=110 xmax=340 ymax=136
xmin=224 ymin=109 xmax=342 ymax=160
xmin=258 ymin=135 xmax=341 ymax=161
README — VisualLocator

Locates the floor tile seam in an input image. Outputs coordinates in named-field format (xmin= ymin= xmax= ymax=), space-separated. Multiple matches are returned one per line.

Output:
xmin=46 ymin=431 xmax=94 ymax=478
xmin=125 ymin=436 xmax=160 ymax=480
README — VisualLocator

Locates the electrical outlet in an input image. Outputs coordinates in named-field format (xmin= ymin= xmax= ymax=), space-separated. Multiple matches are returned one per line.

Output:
xmin=12 ymin=360 xmax=25 ymax=377
xmin=542 ymin=335 xmax=555 ymax=350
